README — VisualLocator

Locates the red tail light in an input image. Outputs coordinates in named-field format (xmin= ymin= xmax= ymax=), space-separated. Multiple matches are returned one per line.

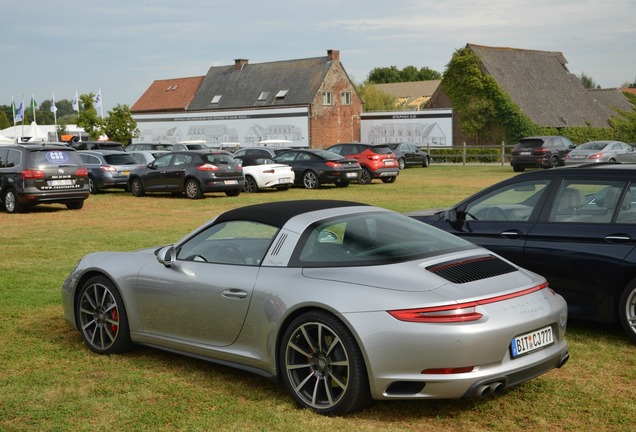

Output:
xmin=197 ymin=163 xmax=219 ymax=171
xmin=262 ymin=169 xmax=275 ymax=174
xmin=76 ymin=167 xmax=88 ymax=177
xmin=100 ymin=166 xmax=117 ymax=173
xmin=20 ymin=170 xmax=46 ymax=179
xmin=326 ymin=161 xmax=342 ymax=167
xmin=367 ymin=155 xmax=380 ymax=160
xmin=421 ymin=366 xmax=475 ymax=374
xmin=388 ymin=282 xmax=549 ymax=323
xmin=588 ymin=152 xmax=602 ymax=160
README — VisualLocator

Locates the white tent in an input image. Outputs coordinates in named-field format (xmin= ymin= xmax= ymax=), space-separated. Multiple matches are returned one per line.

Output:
xmin=0 ymin=134 xmax=14 ymax=143
xmin=22 ymin=122 xmax=48 ymax=141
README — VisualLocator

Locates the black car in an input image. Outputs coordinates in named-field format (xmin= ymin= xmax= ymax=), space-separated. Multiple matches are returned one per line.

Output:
xmin=128 ymin=150 xmax=244 ymax=199
xmin=385 ymin=142 xmax=431 ymax=169
xmin=0 ymin=143 xmax=89 ymax=213
xmin=408 ymin=164 xmax=636 ymax=343
xmin=272 ymin=149 xmax=361 ymax=189
xmin=79 ymin=150 xmax=142 ymax=193
xmin=69 ymin=141 xmax=127 ymax=152
xmin=510 ymin=136 xmax=576 ymax=172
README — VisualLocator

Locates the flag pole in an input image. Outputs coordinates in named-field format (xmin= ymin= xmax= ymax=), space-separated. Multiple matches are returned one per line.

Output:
xmin=11 ymin=96 xmax=15 ymax=125
xmin=52 ymin=92 xmax=59 ymax=141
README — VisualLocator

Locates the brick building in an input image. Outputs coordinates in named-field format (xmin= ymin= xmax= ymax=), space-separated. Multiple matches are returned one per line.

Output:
xmin=130 ymin=50 xmax=362 ymax=148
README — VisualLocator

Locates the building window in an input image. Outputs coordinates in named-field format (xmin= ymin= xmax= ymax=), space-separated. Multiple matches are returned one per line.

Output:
xmin=275 ymin=90 xmax=288 ymax=99
xmin=258 ymin=92 xmax=269 ymax=101
xmin=323 ymin=91 xmax=332 ymax=105
xmin=211 ymin=95 xmax=222 ymax=104
xmin=341 ymin=91 xmax=351 ymax=105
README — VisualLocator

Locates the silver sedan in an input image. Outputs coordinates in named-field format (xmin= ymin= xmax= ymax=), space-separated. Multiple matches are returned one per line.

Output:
xmin=62 ymin=200 xmax=569 ymax=415
xmin=565 ymin=140 xmax=633 ymax=165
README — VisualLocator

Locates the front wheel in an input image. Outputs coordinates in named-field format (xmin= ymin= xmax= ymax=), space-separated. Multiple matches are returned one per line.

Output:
xmin=88 ymin=176 xmax=98 ymax=194
xmin=398 ymin=158 xmax=406 ymax=170
xmin=619 ymin=280 xmax=636 ymax=343
xmin=422 ymin=157 xmax=430 ymax=168
xmin=2 ymin=189 xmax=25 ymax=213
xmin=280 ymin=311 xmax=372 ymax=415
xmin=546 ymin=156 xmax=559 ymax=169
xmin=77 ymin=276 xmax=134 ymax=354
xmin=302 ymin=171 xmax=320 ymax=189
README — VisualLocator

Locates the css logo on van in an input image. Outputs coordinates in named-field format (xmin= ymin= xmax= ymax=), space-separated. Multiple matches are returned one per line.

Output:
xmin=46 ymin=151 xmax=70 ymax=164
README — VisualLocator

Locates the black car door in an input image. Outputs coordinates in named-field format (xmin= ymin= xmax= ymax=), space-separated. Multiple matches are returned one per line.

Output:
xmin=143 ymin=153 xmax=174 ymax=191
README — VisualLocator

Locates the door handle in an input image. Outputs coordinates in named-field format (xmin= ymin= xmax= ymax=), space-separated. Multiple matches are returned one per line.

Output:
xmin=605 ymin=234 xmax=631 ymax=243
xmin=222 ymin=289 xmax=248 ymax=299
xmin=500 ymin=230 xmax=523 ymax=239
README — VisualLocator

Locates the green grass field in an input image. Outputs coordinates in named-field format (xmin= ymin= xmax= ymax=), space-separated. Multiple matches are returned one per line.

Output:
xmin=1 ymin=165 xmax=635 ymax=431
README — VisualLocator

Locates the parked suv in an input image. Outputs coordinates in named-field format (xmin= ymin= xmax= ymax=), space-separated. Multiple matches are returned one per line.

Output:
xmin=408 ymin=163 xmax=636 ymax=343
xmin=0 ymin=143 xmax=89 ymax=213
xmin=128 ymin=150 xmax=244 ymax=199
xmin=510 ymin=136 xmax=576 ymax=172
xmin=326 ymin=143 xmax=399 ymax=184
xmin=79 ymin=150 xmax=142 ymax=193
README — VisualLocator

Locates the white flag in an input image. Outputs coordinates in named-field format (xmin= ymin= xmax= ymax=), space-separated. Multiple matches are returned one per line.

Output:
xmin=15 ymin=100 xmax=24 ymax=123
xmin=93 ymin=88 xmax=102 ymax=109
xmin=72 ymin=91 xmax=79 ymax=112
xmin=50 ymin=102 xmax=57 ymax=113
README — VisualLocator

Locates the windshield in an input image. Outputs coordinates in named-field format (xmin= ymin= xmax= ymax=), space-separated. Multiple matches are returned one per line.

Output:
xmin=293 ymin=211 xmax=474 ymax=267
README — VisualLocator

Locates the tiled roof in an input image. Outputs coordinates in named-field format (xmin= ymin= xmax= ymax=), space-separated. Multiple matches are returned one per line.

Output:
xmin=468 ymin=44 xmax=612 ymax=128
xmin=375 ymin=81 xmax=441 ymax=109
xmin=131 ymin=76 xmax=205 ymax=113
xmin=589 ymin=88 xmax=635 ymax=117
xmin=187 ymin=56 xmax=333 ymax=111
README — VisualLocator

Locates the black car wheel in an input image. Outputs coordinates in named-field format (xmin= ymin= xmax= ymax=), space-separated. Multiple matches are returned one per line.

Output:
xmin=381 ymin=176 xmax=396 ymax=184
xmin=66 ymin=200 xmax=84 ymax=210
xmin=185 ymin=179 xmax=203 ymax=199
xmin=334 ymin=179 xmax=350 ymax=188
xmin=359 ymin=168 xmax=372 ymax=185
xmin=2 ymin=189 xmax=25 ymax=213
xmin=547 ymin=156 xmax=559 ymax=169
xmin=280 ymin=311 xmax=372 ymax=415
xmin=398 ymin=158 xmax=406 ymax=170
xmin=225 ymin=189 xmax=241 ymax=197
xmin=302 ymin=171 xmax=320 ymax=189
xmin=422 ymin=157 xmax=430 ymax=168
xmin=619 ymin=280 xmax=636 ymax=344
xmin=243 ymin=176 xmax=259 ymax=193
xmin=77 ymin=276 xmax=133 ymax=354
xmin=512 ymin=165 xmax=525 ymax=172
xmin=130 ymin=178 xmax=145 ymax=197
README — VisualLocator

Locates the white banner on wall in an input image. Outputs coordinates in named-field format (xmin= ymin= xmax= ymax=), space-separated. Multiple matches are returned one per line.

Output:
xmin=361 ymin=109 xmax=453 ymax=147
xmin=132 ymin=107 xmax=310 ymax=147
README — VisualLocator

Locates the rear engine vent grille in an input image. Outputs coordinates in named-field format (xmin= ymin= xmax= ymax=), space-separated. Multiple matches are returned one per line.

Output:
xmin=426 ymin=255 xmax=516 ymax=284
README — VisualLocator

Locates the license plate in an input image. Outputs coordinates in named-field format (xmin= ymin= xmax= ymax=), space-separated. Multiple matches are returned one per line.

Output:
xmin=511 ymin=326 xmax=553 ymax=358
xmin=50 ymin=180 xmax=73 ymax=186
xmin=384 ymin=160 xmax=395 ymax=166
xmin=346 ymin=172 xmax=358 ymax=178
xmin=224 ymin=180 xmax=239 ymax=185
xmin=520 ymin=151 xmax=532 ymax=156
xmin=278 ymin=178 xmax=292 ymax=183
xmin=121 ymin=171 xmax=131 ymax=175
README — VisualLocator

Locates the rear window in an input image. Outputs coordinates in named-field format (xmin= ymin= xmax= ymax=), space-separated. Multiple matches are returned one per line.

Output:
xmin=371 ymin=145 xmax=394 ymax=155
xmin=203 ymin=154 xmax=236 ymax=165
xmin=28 ymin=149 xmax=83 ymax=168
xmin=104 ymin=153 xmax=140 ymax=165
xmin=517 ymin=139 xmax=545 ymax=147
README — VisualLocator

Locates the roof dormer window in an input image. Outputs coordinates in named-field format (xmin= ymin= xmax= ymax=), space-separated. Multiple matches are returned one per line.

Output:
xmin=258 ymin=92 xmax=269 ymax=101
xmin=211 ymin=95 xmax=222 ymax=104
xmin=275 ymin=90 xmax=288 ymax=99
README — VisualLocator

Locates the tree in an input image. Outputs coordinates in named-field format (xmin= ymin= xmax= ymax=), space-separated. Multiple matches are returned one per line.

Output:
xmin=0 ymin=110 xmax=10 ymax=130
xmin=76 ymin=93 xmax=104 ymax=140
xmin=103 ymin=104 xmax=139 ymax=144
xmin=367 ymin=65 xmax=442 ymax=84
xmin=354 ymin=83 xmax=398 ymax=112
xmin=579 ymin=72 xmax=599 ymax=89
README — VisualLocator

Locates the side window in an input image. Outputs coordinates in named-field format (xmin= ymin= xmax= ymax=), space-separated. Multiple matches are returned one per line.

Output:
xmin=617 ymin=185 xmax=636 ymax=224
xmin=7 ymin=150 xmax=21 ymax=167
xmin=548 ymin=180 xmax=626 ymax=223
xmin=173 ymin=154 xmax=192 ymax=166
xmin=275 ymin=152 xmax=296 ymax=163
xmin=176 ymin=221 xmax=279 ymax=265
xmin=153 ymin=154 xmax=173 ymax=168
xmin=322 ymin=91 xmax=332 ymax=105
xmin=464 ymin=180 xmax=550 ymax=221
xmin=0 ymin=149 xmax=7 ymax=168
xmin=341 ymin=91 xmax=351 ymax=105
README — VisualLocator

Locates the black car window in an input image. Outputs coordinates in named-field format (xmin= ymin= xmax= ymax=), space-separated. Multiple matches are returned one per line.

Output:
xmin=372 ymin=145 xmax=393 ymax=155
xmin=463 ymin=179 xmax=550 ymax=222
xmin=176 ymin=220 xmax=279 ymax=266
xmin=7 ymin=149 xmax=20 ymax=167
xmin=153 ymin=154 xmax=174 ymax=168
xmin=80 ymin=154 xmax=101 ymax=165
xmin=104 ymin=154 xmax=140 ymax=165
xmin=172 ymin=153 xmax=193 ymax=166
xmin=274 ymin=152 xmax=297 ymax=163
xmin=617 ymin=185 xmax=636 ymax=224
xmin=29 ymin=149 xmax=83 ymax=167
xmin=204 ymin=154 xmax=234 ymax=165
xmin=548 ymin=180 xmax=626 ymax=223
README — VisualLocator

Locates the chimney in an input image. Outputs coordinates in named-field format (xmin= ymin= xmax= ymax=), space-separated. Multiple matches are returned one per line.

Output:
xmin=327 ymin=49 xmax=340 ymax=61
xmin=234 ymin=59 xmax=249 ymax=70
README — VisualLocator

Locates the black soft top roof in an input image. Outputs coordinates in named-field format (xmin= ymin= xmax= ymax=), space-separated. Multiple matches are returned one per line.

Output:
xmin=214 ymin=200 xmax=369 ymax=228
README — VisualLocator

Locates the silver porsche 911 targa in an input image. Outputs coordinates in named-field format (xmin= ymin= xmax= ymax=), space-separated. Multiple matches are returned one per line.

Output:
xmin=62 ymin=200 xmax=569 ymax=415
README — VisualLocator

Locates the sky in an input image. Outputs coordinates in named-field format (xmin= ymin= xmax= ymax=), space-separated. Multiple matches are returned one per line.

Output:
xmin=2 ymin=0 xmax=635 ymax=114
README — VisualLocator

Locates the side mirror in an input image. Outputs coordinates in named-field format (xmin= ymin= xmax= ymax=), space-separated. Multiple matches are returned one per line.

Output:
xmin=156 ymin=246 xmax=176 ymax=267
xmin=444 ymin=208 xmax=458 ymax=223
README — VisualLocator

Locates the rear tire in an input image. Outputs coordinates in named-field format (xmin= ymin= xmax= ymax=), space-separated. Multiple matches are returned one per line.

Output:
xmin=302 ymin=171 xmax=320 ymax=189
xmin=225 ymin=189 xmax=241 ymax=197
xmin=130 ymin=178 xmax=145 ymax=197
xmin=66 ymin=200 xmax=84 ymax=210
xmin=422 ymin=157 xmax=430 ymax=168
xmin=381 ymin=176 xmax=396 ymax=184
xmin=185 ymin=179 xmax=203 ymax=199
xmin=243 ymin=176 xmax=259 ymax=193
xmin=88 ymin=176 xmax=99 ymax=194
xmin=512 ymin=165 xmax=525 ymax=172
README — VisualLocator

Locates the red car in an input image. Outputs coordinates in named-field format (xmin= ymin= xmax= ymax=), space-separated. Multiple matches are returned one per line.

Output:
xmin=326 ymin=143 xmax=399 ymax=184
